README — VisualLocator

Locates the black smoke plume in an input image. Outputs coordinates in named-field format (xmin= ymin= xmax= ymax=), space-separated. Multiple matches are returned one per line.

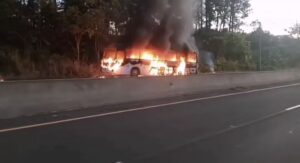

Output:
xmin=126 ymin=0 xmax=197 ymax=53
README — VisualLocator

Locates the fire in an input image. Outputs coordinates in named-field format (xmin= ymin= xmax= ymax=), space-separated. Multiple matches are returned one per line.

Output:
xmin=176 ymin=57 xmax=186 ymax=75
xmin=141 ymin=50 xmax=174 ymax=76
xmin=141 ymin=51 xmax=155 ymax=61
xmin=101 ymin=58 xmax=122 ymax=72
xmin=187 ymin=52 xmax=197 ymax=63
xmin=101 ymin=48 xmax=194 ymax=76
xmin=149 ymin=58 xmax=169 ymax=76
xmin=170 ymin=56 xmax=177 ymax=62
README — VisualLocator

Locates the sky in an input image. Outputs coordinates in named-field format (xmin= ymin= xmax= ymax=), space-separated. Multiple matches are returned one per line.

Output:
xmin=243 ymin=0 xmax=300 ymax=35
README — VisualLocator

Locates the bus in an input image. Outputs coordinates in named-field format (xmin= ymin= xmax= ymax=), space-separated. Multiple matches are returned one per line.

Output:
xmin=101 ymin=48 xmax=198 ymax=76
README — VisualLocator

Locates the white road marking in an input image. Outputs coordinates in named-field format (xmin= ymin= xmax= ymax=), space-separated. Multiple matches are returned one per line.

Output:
xmin=1 ymin=83 xmax=300 ymax=134
xmin=285 ymin=105 xmax=300 ymax=111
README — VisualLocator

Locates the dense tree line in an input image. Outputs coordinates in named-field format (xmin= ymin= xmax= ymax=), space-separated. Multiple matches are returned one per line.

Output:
xmin=0 ymin=0 xmax=299 ymax=79
xmin=194 ymin=0 xmax=250 ymax=32
xmin=194 ymin=0 xmax=300 ymax=72
xmin=0 ymin=0 xmax=133 ymax=79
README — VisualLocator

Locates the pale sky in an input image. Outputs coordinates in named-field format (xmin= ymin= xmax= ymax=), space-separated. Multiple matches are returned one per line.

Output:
xmin=243 ymin=0 xmax=300 ymax=35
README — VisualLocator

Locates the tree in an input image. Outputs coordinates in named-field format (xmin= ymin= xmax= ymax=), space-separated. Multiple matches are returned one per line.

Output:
xmin=228 ymin=0 xmax=250 ymax=32
xmin=214 ymin=0 xmax=226 ymax=31
xmin=205 ymin=0 xmax=215 ymax=30
xmin=85 ymin=5 xmax=106 ymax=60
xmin=287 ymin=23 xmax=300 ymax=39
xmin=65 ymin=6 xmax=89 ymax=62
xmin=194 ymin=0 xmax=250 ymax=31
xmin=247 ymin=25 xmax=300 ymax=70
xmin=194 ymin=0 xmax=205 ymax=30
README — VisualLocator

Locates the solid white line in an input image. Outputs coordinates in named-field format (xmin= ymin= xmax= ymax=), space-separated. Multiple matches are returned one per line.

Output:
xmin=1 ymin=82 xmax=300 ymax=134
xmin=285 ymin=105 xmax=300 ymax=111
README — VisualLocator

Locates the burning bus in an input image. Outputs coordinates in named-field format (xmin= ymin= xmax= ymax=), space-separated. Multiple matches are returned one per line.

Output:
xmin=101 ymin=48 xmax=198 ymax=76
xmin=99 ymin=0 xmax=201 ymax=77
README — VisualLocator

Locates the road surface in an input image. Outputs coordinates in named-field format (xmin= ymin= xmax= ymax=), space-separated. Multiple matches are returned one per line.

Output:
xmin=1 ymin=83 xmax=300 ymax=163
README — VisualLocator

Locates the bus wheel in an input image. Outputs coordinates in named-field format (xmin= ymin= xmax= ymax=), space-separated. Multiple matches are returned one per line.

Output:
xmin=130 ymin=68 xmax=140 ymax=77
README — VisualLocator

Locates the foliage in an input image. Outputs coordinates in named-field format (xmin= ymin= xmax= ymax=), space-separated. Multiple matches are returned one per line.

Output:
xmin=195 ymin=30 xmax=253 ymax=69
xmin=0 ymin=0 xmax=126 ymax=79
xmin=195 ymin=0 xmax=251 ymax=32
xmin=248 ymin=28 xmax=300 ymax=70
xmin=286 ymin=23 xmax=300 ymax=39
xmin=0 ymin=47 xmax=100 ymax=80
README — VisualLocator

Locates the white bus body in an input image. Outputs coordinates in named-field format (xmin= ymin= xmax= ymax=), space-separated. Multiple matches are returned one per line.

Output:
xmin=101 ymin=48 xmax=198 ymax=76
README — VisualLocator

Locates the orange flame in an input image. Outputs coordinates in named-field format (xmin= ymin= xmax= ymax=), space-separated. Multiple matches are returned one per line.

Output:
xmin=101 ymin=58 xmax=122 ymax=72
xmin=102 ymin=48 xmax=194 ymax=76
xmin=176 ymin=57 xmax=186 ymax=75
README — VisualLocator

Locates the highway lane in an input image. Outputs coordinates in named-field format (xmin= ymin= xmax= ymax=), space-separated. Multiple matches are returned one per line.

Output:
xmin=142 ymin=107 xmax=300 ymax=163
xmin=1 ymin=84 xmax=300 ymax=163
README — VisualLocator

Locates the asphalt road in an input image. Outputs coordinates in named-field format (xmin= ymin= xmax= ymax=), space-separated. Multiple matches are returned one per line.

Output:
xmin=1 ymin=83 xmax=300 ymax=163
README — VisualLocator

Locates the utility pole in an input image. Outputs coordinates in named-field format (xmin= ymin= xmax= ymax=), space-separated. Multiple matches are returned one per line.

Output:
xmin=251 ymin=20 xmax=263 ymax=71
xmin=259 ymin=30 xmax=262 ymax=71
xmin=257 ymin=21 xmax=263 ymax=71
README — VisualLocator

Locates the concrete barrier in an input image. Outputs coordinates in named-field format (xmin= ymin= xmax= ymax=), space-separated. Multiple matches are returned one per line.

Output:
xmin=1 ymin=70 xmax=300 ymax=119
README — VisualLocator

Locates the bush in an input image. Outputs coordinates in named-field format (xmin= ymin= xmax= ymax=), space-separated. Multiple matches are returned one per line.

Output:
xmin=0 ymin=47 xmax=100 ymax=80
xmin=216 ymin=57 xmax=256 ymax=71
xmin=195 ymin=30 xmax=256 ymax=72
xmin=0 ymin=47 xmax=39 ymax=79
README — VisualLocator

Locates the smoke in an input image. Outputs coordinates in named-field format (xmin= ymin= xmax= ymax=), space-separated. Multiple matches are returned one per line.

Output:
xmin=125 ymin=0 xmax=216 ymax=72
xmin=130 ymin=0 xmax=196 ymax=52
xmin=200 ymin=50 xmax=216 ymax=72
